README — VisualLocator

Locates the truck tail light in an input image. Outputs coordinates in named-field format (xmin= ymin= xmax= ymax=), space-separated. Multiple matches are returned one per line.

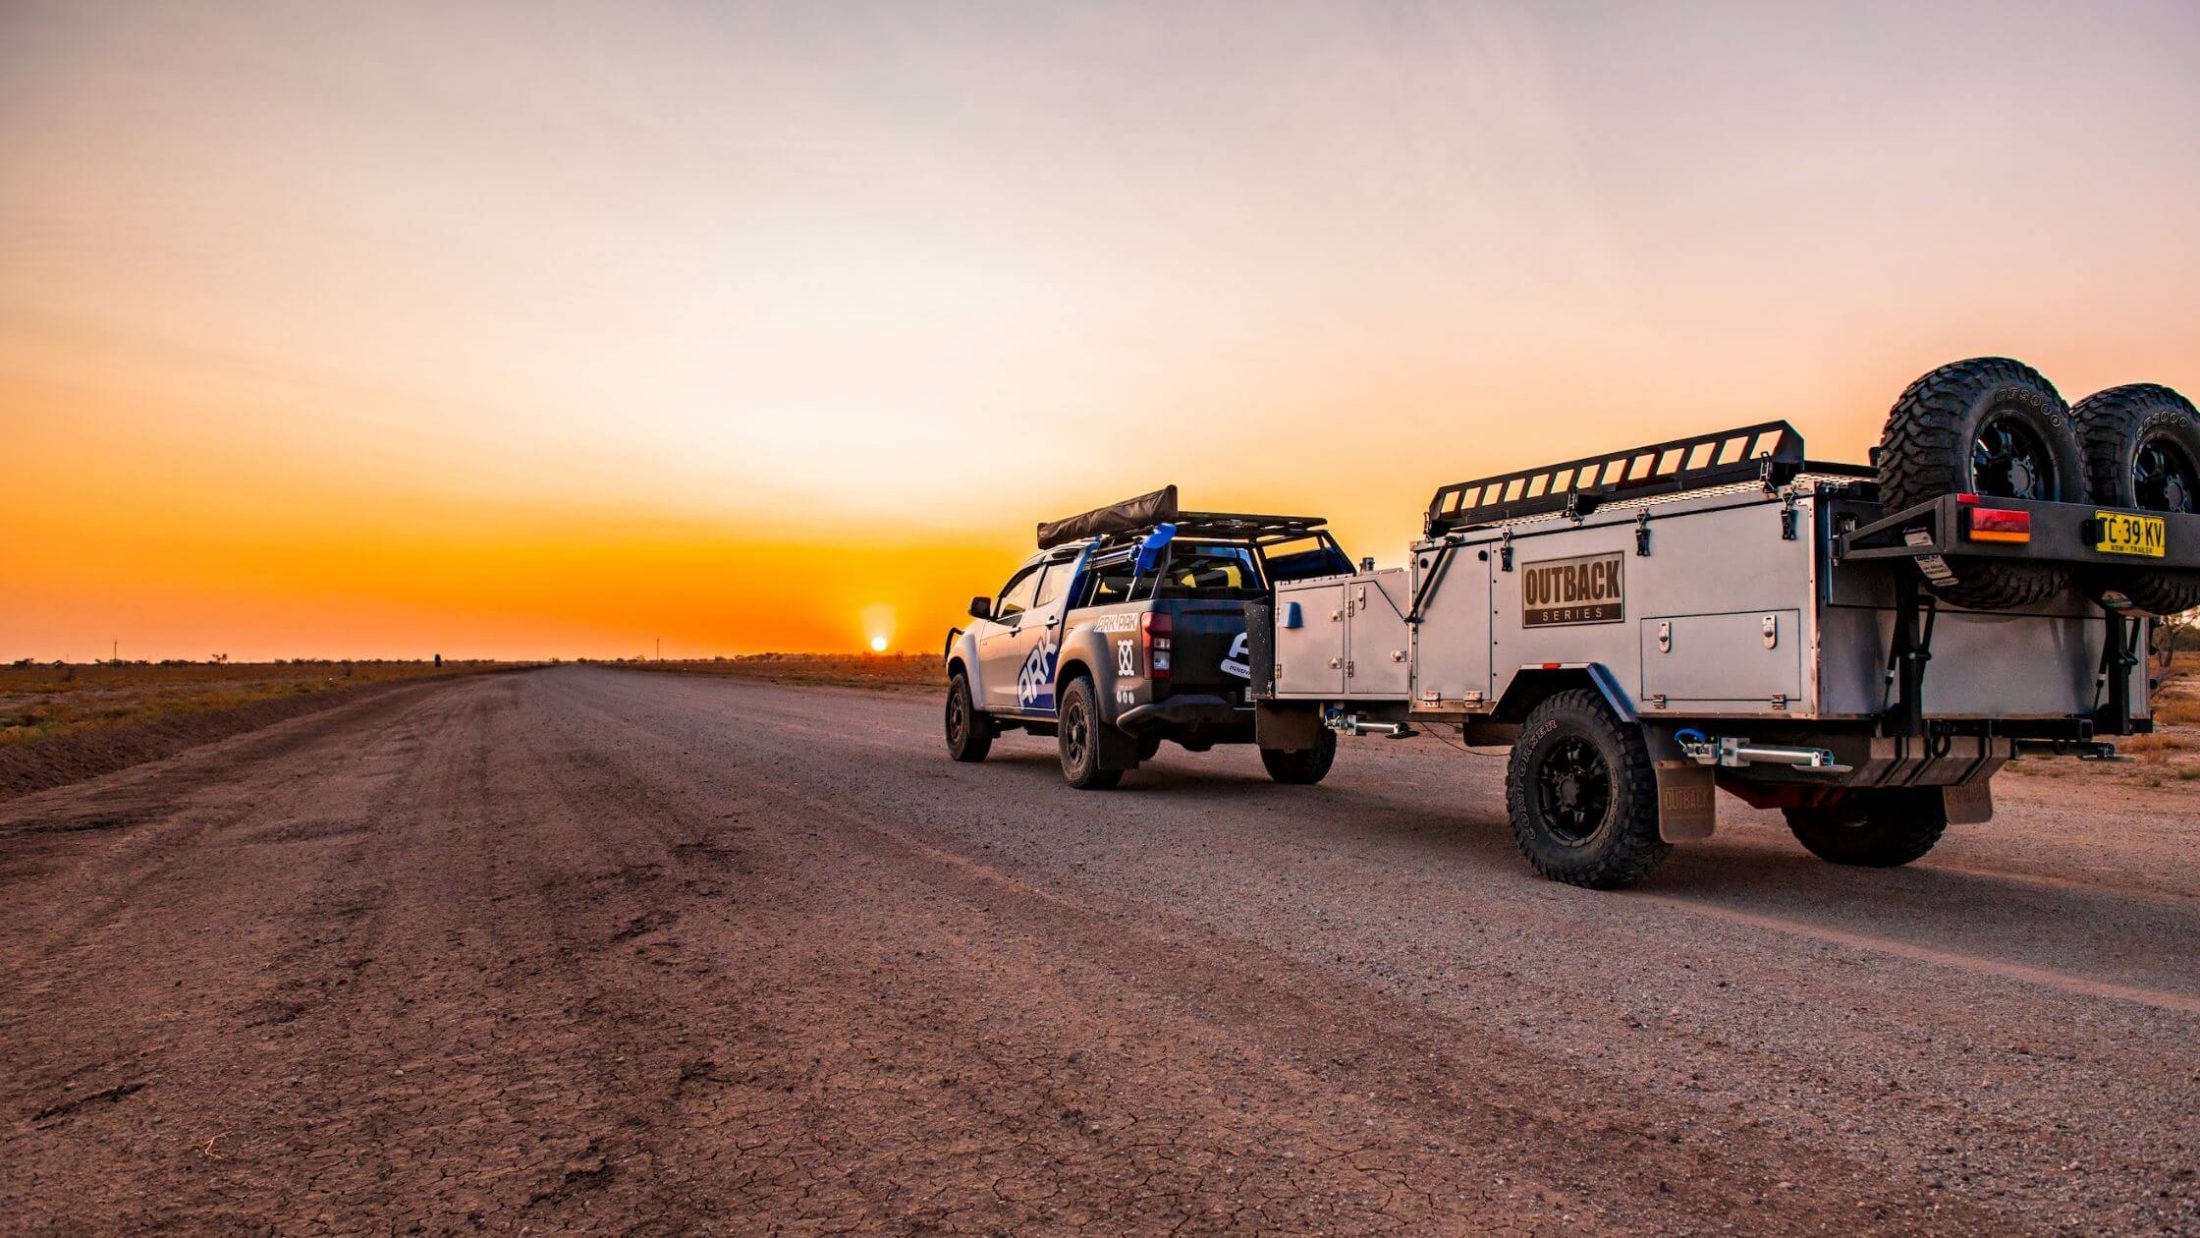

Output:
xmin=1966 ymin=507 xmax=2031 ymax=544
xmin=1141 ymin=611 xmax=1172 ymax=680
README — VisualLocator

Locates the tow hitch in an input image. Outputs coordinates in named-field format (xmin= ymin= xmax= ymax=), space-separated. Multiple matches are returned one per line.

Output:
xmin=1325 ymin=712 xmax=1419 ymax=739
xmin=1674 ymin=730 xmax=1851 ymax=773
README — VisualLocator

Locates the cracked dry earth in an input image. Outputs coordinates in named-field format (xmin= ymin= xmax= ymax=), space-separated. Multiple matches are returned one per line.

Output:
xmin=2 ymin=667 xmax=2195 ymax=1235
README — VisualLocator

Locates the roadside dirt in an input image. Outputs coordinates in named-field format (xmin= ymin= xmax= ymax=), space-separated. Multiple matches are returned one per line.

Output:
xmin=2 ymin=668 xmax=2193 ymax=1233
xmin=0 ymin=667 xmax=522 ymax=801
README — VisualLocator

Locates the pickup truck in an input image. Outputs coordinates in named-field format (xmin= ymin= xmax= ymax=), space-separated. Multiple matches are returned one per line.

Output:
xmin=942 ymin=487 xmax=1353 ymax=788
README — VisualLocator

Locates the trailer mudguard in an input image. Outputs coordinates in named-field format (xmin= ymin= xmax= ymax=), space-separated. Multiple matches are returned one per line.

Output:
xmin=1492 ymin=662 xmax=1636 ymax=723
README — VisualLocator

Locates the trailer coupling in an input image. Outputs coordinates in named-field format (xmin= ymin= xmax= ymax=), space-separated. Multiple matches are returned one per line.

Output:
xmin=1324 ymin=711 xmax=1419 ymax=740
xmin=1674 ymin=730 xmax=1851 ymax=774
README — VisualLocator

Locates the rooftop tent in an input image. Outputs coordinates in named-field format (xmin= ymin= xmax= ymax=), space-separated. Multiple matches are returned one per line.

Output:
xmin=1037 ymin=485 xmax=1179 ymax=549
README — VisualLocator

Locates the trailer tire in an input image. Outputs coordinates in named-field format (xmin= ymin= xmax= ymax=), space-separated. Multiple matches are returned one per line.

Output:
xmin=1783 ymin=788 xmax=1947 ymax=868
xmin=1877 ymin=357 xmax=2079 ymax=611
xmin=1259 ymin=729 xmax=1336 ymax=785
xmin=1505 ymin=690 xmax=1669 ymax=889
xmin=2071 ymin=383 xmax=2200 ymax=617
xmin=944 ymin=670 xmax=992 ymax=762
xmin=1057 ymin=675 xmax=1125 ymax=790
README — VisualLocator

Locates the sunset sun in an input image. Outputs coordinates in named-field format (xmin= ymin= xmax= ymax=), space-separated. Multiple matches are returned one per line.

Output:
xmin=869 ymin=636 xmax=888 ymax=653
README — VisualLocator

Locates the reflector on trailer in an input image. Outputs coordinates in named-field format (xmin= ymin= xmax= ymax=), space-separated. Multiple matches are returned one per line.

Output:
xmin=1966 ymin=507 xmax=2032 ymax=544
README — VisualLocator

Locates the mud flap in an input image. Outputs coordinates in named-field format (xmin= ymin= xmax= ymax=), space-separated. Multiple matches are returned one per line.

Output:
xmin=1254 ymin=702 xmax=1323 ymax=751
xmin=1943 ymin=777 xmax=1994 ymax=825
xmin=1654 ymin=760 xmax=1717 ymax=842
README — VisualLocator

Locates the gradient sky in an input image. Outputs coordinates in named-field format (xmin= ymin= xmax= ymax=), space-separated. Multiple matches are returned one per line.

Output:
xmin=5 ymin=1 xmax=2197 ymax=660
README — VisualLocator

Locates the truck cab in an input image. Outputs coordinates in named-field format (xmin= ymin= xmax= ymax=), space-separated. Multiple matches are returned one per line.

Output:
xmin=942 ymin=486 xmax=1351 ymax=789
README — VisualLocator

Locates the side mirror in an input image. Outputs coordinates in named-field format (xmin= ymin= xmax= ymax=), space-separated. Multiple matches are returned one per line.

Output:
xmin=968 ymin=596 xmax=992 ymax=621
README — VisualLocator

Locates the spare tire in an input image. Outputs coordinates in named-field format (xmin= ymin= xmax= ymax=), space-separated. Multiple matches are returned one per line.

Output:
xmin=1877 ymin=357 xmax=2081 ymax=610
xmin=2072 ymin=383 xmax=2200 ymax=617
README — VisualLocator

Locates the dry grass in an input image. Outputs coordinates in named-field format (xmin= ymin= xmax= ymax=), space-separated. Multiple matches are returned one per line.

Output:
xmin=0 ymin=660 xmax=502 ymax=745
xmin=2153 ymin=686 xmax=2200 ymax=727
xmin=621 ymin=654 xmax=939 ymax=695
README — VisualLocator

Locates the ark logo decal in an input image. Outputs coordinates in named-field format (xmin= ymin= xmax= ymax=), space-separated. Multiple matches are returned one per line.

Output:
xmin=1017 ymin=631 xmax=1060 ymax=712
xmin=1220 ymin=632 xmax=1251 ymax=679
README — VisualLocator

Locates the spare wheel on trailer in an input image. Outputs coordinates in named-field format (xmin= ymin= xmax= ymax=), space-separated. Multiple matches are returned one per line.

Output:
xmin=1875 ymin=357 xmax=2081 ymax=610
xmin=2071 ymin=383 xmax=2200 ymax=617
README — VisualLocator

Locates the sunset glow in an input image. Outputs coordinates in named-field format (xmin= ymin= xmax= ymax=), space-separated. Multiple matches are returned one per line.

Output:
xmin=5 ymin=2 xmax=2197 ymax=660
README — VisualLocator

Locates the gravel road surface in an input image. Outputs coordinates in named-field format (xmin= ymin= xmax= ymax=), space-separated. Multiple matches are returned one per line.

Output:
xmin=3 ymin=667 xmax=2194 ymax=1234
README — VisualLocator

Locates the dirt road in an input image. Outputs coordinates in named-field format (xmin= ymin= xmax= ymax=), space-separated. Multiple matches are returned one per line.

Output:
xmin=3 ymin=668 xmax=2194 ymax=1234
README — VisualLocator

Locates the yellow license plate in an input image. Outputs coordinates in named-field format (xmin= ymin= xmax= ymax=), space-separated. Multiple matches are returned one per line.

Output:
xmin=2095 ymin=511 xmax=2167 ymax=558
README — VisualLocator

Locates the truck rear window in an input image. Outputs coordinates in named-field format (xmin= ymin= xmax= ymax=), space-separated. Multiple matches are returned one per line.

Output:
xmin=1154 ymin=543 xmax=1264 ymax=599
xmin=1073 ymin=540 xmax=1270 ymax=605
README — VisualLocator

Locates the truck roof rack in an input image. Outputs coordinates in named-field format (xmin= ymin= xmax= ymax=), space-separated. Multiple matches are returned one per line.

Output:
xmin=1172 ymin=512 xmax=1329 ymax=546
xmin=1039 ymin=485 xmax=1330 ymax=549
xmin=1424 ymin=420 xmax=1869 ymax=536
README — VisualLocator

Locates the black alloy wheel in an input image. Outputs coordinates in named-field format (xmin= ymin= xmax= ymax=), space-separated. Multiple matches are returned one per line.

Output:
xmin=2132 ymin=433 xmax=2198 ymax=514
xmin=1533 ymin=735 xmax=1611 ymax=845
xmin=1971 ymin=411 xmax=2062 ymax=501
xmin=1503 ymin=689 xmax=1669 ymax=889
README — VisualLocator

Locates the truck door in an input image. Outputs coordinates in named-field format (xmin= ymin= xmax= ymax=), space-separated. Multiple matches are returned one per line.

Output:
xmin=978 ymin=564 xmax=1042 ymax=712
xmin=1012 ymin=564 xmax=1072 ymax=715
xmin=981 ymin=562 xmax=1073 ymax=714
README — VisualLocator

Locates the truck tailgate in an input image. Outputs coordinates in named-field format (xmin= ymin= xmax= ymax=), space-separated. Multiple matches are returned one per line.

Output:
xmin=1163 ymin=602 xmax=1251 ymax=693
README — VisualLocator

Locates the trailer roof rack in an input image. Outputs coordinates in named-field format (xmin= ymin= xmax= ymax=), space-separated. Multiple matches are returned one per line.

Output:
xmin=1424 ymin=420 xmax=1869 ymax=536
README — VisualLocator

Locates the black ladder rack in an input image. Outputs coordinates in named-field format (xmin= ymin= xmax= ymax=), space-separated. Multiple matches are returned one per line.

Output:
xmin=1424 ymin=421 xmax=1863 ymax=537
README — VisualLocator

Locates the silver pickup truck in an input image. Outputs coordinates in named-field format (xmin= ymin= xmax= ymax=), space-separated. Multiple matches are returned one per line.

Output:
xmin=941 ymin=489 xmax=1352 ymax=789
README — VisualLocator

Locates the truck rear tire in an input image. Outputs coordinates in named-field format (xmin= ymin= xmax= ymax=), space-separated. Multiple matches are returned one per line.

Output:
xmin=1783 ymin=787 xmax=1947 ymax=867
xmin=944 ymin=670 xmax=992 ymax=762
xmin=2071 ymin=383 xmax=2200 ymax=617
xmin=1505 ymin=690 xmax=1670 ymax=889
xmin=1057 ymin=675 xmax=1125 ymax=790
xmin=1259 ymin=729 xmax=1335 ymax=785
xmin=1877 ymin=357 xmax=2080 ymax=611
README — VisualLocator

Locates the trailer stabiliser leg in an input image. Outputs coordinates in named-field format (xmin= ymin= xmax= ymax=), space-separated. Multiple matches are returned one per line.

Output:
xmin=2093 ymin=612 xmax=2142 ymax=736
xmin=1881 ymin=570 xmax=1939 ymax=738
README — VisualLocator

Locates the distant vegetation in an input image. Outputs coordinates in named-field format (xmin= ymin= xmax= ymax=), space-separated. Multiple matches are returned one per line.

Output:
xmin=0 ymin=659 xmax=502 ymax=746
xmin=618 ymin=652 xmax=935 ymax=694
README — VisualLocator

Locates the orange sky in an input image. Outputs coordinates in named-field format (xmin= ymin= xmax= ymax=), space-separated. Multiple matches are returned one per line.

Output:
xmin=5 ymin=1 xmax=2198 ymax=660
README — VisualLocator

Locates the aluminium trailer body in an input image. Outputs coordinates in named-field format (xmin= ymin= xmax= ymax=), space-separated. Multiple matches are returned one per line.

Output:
xmin=1255 ymin=421 xmax=2186 ymax=885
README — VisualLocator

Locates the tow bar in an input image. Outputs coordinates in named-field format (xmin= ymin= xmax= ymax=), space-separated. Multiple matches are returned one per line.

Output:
xmin=1326 ymin=713 xmax=1419 ymax=740
xmin=1675 ymin=730 xmax=1851 ymax=773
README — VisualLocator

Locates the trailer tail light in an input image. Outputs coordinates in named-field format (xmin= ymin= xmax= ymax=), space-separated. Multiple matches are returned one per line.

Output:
xmin=1966 ymin=507 xmax=2031 ymax=544
xmin=1141 ymin=611 xmax=1172 ymax=679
